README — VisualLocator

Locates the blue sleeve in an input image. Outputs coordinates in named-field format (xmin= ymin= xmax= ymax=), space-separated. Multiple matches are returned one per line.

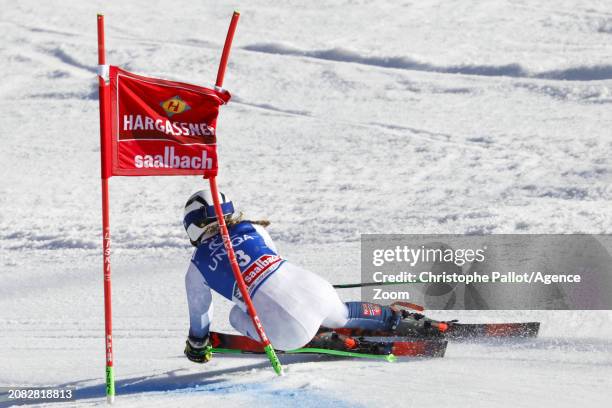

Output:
xmin=185 ymin=261 xmax=213 ymax=338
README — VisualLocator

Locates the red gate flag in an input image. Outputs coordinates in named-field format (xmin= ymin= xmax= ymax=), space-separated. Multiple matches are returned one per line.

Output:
xmin=97 ymin=13 xmax=281 ymax=402
xmin=107 ymin=66 xmax=230 ymax=177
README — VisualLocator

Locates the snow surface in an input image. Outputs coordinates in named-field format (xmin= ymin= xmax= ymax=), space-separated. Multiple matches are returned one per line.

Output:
xmin=1 ymin=0 xmax=611 ymax=406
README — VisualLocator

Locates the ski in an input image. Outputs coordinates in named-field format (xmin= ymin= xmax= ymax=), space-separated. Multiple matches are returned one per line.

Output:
xmin=326 ymin=302 xmax=540 ymax=340
xmin=445 ymin=321 xmax=540 ymax=339
xmin=331 ymin=321 xmax=540 ymax=340
xmin=209 ymin=331 xmax=447 ymax=360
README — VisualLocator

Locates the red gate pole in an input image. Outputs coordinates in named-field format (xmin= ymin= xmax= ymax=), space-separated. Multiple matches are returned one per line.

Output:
xmin=208 ymin=11 xmax=283 ymax=375
xmin=97 ymin=14 xmax=116 ymax=403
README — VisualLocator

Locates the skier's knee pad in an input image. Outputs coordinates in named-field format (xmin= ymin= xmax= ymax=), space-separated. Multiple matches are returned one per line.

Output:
xmin=229 ymin=306 xmax=252 ymax=336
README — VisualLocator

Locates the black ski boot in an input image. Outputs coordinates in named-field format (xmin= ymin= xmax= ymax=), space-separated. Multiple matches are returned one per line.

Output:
xmin=307 ymin=331 xmax=358 ymax=351
xmin=392 ymin=309 xmax=448 ymax=338
xmin=307 ymin=331 xmax=389 ymax=354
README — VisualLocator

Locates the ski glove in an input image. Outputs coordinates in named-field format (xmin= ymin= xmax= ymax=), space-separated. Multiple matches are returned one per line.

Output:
xmin=184 ymin=335 xmax=212 ymax=363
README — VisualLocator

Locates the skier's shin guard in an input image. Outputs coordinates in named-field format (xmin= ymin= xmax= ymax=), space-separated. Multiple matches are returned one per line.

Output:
xmin=340 ymin=302 xmax=398 ymax=331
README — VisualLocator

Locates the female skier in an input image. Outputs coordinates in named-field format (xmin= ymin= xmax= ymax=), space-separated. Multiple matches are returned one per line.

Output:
xmin=182 ymin=190 xmax=443 ymax=363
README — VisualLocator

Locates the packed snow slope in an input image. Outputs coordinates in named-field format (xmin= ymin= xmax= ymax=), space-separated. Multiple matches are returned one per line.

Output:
xmin=1 ymin=0 xmax=611 ymax=407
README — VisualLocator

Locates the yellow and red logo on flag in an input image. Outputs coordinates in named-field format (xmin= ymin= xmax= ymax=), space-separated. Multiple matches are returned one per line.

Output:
xmin=160 ymin=96 xmax=191 ymax=117
xmin=107 ymin=66 xmax=230 ymax=177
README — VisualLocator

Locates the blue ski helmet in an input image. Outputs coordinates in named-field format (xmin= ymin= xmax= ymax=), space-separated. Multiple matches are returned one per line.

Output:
xmin=183 ymin=190 xmax=234 ymax=246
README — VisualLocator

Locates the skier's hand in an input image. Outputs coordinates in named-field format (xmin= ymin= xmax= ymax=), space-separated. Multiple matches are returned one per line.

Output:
xmin=184 ymin=335 xmax=212 ymax=363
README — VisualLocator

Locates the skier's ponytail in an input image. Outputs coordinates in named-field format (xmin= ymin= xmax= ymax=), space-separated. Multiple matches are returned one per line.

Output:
xmin=200 ymin=212 xmax=270 ymax=236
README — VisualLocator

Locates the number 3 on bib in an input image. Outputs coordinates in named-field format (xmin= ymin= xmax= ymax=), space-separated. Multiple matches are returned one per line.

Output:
xmin=235 ymin=250 xmax=251 ymax=266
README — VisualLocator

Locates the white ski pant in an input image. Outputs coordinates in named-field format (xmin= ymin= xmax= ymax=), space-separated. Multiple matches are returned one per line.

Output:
xmin=230 ymin=262 xmax=349 ymax=350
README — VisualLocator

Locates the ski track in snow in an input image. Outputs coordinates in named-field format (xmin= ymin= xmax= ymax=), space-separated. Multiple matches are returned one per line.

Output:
xmin=243 ymin=42 xmax=612 ymax=81
xmin=1 ymin=0 xmax=612 ymax=406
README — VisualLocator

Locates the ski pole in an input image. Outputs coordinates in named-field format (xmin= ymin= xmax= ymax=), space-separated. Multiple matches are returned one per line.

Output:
xmin=333 ymin=280 xmax=424 ymax=289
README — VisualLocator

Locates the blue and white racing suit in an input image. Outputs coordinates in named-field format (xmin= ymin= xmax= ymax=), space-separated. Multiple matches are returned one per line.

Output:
xmin=186 ymin=221 xmax=400 ymax=350
xmin=185 ymin=221 xmax=348 ymax=350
